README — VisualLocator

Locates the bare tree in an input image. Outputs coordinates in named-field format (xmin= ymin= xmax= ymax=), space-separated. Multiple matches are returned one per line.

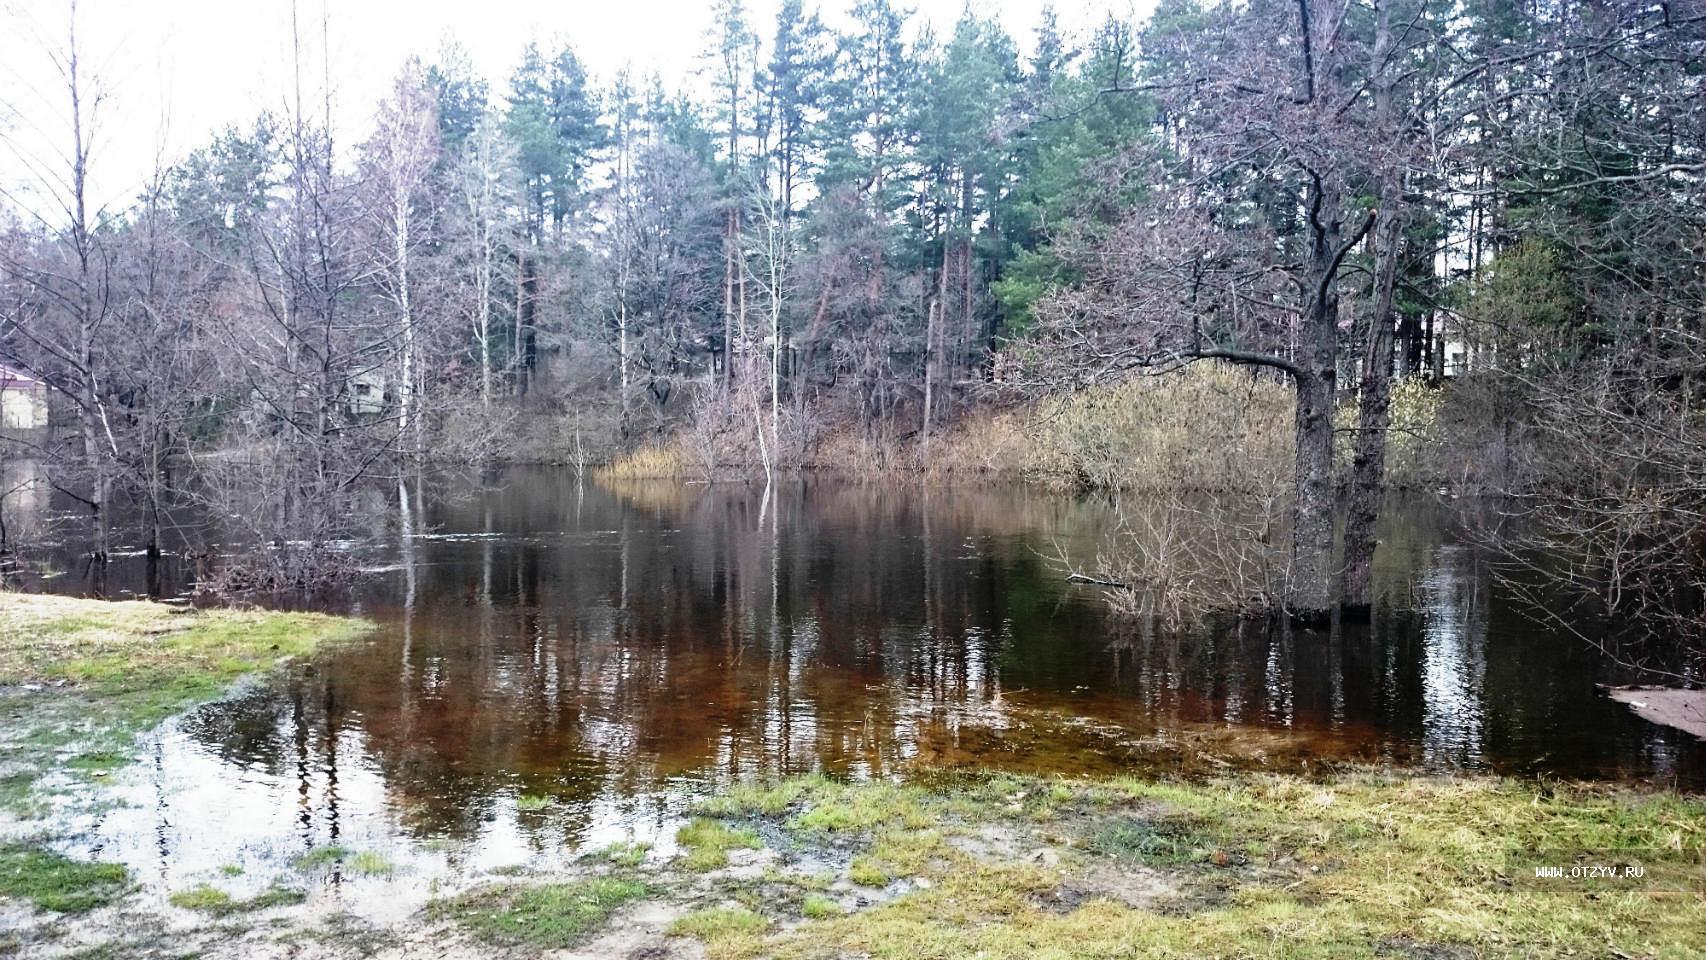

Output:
xmin=454 ymin=110 xmax=519 ymax=416
xmin=0 ymin=0 xmax=122 ymax=562
xmin=741 ymin=178 xmax=789 ymax=480
xmin=362 ymin=62 xmax=441 ymax=456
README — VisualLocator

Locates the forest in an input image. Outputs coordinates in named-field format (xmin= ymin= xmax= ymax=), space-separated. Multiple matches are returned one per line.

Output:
xmin=2 ymin=0 xmax=1705 ymax=640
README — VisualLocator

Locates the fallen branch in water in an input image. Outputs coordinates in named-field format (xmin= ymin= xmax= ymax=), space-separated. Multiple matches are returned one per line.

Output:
xmin=1065 ymin=572 xmax=1130 ymax=588
xmin=1035 ymin=537 xmax=1132 ymax=589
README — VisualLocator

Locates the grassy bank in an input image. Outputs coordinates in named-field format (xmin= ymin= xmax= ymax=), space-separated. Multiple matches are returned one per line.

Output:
xmin=8 ymin=767 xmax=1700 ymax=958
xmin=0 ymin=590 xmax=371 ymax=920
xmin=481 ymin=771 xmax=1701 ymax=960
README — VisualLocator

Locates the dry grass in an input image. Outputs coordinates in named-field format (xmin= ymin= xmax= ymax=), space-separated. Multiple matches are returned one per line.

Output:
xmin=595 ymin=440 xmax=694 ymax=481
xmin=808 ymin=425 xmax=920 ymax=479
xmin=821 ymin=364 xmax=1296 ymax=490
xmin=607 ymin=362 xmax=1296 ymax=490
xmin=1018 ymin=364 xmax=1295 ymax=492
xmin=1335 ymin=376 xmax=1449 ymax=488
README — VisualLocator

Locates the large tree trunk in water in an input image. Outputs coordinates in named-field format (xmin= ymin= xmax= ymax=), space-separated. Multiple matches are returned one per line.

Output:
xmin=1290 ymin=365 xmax=1336 ymax=623
xmin=1289 ymin=178 xmax=1348 ymax=625
xmin=1342 ymin=199 xmax=1403 ymax=615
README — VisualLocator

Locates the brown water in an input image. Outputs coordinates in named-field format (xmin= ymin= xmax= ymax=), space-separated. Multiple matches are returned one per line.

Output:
xmin=6 ymin=467 xmax=1703 ymax=911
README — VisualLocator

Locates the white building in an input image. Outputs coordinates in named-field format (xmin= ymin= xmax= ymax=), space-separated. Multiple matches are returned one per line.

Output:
xmin=348 ymin=370 xmax=387 ymax=417
xmin=0 ymin=364 xmax=49 ymax=430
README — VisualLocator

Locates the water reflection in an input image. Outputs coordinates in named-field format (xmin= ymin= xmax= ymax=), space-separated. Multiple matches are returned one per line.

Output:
xmin=11 ymin=470 xmax=1697 ymax=906
xmin=1417 ymin=545 xmax=1487 ymax=768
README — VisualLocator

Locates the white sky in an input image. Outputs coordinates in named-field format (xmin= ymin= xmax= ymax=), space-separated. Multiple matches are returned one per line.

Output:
xmin=0 ymin=0 xmax=1152 ymax=224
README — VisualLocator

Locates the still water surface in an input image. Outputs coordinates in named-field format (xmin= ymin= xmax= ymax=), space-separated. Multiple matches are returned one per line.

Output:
xmin=8 ymin=468 xmax=1703 ymax=912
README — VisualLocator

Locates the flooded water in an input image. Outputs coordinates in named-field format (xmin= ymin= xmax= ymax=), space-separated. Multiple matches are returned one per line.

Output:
xmin=6 ymin=466 xmax=1704 ymax=913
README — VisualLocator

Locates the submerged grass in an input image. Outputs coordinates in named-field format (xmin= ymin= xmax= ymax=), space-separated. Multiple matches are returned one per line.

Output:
xmin=436 ymin=876 xmax=648 ymax=948
xmin=167 ymin=883 xmax=306 ymax=915
xmin=596 ymin=841 xmax=651 ymax=867
xmin=0 ymin=592 xmax=371 ymax=816
xmin=0 ymin=843 xmax=130 ymax=913
xmin=596 ymin=442 xmax=691 ymax=481
xmin=292 ymin=846 xmax=392 ymax=876
xmin=515 ymin=793 xmax=553 ymax=812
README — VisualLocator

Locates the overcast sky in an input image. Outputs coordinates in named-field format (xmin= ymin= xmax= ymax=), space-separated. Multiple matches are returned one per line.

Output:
xmin=0 ymin=0 xmax=1152 ymax=223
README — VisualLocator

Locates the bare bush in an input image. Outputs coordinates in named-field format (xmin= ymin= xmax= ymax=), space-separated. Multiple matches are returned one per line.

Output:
xmin=1087 ymin=491 xmax=1291 ymax=626
xmin=1475 ymin=334 xmax=1706 ymax=671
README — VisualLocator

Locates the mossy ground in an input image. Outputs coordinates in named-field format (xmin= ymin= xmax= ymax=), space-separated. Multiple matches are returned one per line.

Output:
xmin=0 ymin=592 xmax=372 ymax=816
xmin=644 ymin=772 xmax=1704 ymax=960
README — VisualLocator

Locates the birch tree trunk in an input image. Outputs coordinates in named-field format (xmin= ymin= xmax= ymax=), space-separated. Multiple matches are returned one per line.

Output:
xmin=393 ymin=187 xmax=415 ymax=446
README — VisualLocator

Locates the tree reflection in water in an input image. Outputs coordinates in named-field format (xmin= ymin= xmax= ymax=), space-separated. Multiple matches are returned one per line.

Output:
xmin=17 ymin=469 xmax=1700 ymax=909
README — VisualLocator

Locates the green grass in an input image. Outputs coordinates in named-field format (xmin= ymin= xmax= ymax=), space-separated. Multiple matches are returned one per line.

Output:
xmin=848 ymin=855 xmax=889 ymax=886
xmin=168 ymin=883 xmax=306 ymax=915
xmin=677 ymin=818 xmax=762 ymax=871
xmin=516 ymin=793 xmax=553 ymax=812
xmin=847 ymin=830 xmax=950 ymax=887
xmin=438 ymin=877 xmax=648 ymax=947
xmin=800 ymin=894 xmax=842 ymax=919
xmin=290 ymin=846 xmax=391 ymax=875
xmin=1083 ymin=817 xmax=1205 ymax=865
xmin=790 ymin=781 xmax=934 ymax=833
xmin=349 ymin=855 xmax=395 ymax=879
xmin=249 ymin=884 xmax=310 ymax=910
xmin=695 ymin=777 xmax=821 ymax=817
xmin=669 ymin=906 xmax=770 ymax=957
xmin=347 ymin=851 xmax=394 ymax=876
xmin=293 ymin=845 xmax=349 ymax=870
xmin=597 ymin=841 xmax=651 ymax=867
xmin=0 ymin=843 xmax=130 ymax=913
xmin=167 ymin=884 xmax=234 ymax=913
xmin=0 ymin=593 xmax=371 ymax=816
